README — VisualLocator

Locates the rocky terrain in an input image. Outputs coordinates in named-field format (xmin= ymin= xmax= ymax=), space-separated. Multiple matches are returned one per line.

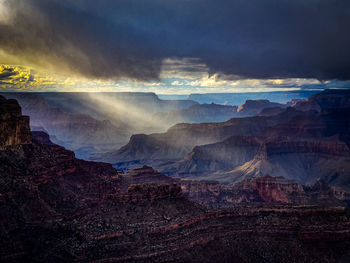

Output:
xmin=0 ymin=92 xmax=199 ymax=159
xmin=1 ymin=93 xmax=131 ymax=159
xmin=1 ymin=91 xmax=318 ymax=162
xmin=149 ymin=99 xmax=289 ymax=129
xmin=293 ymin=89 xmax=350 ymax=112
xmin=94 ymin=107 xmax=306 ymax=164
xmin=237 ymin=99 xmax=287 ymax=116
xmin=1 ymin=95 xmax=350 ymax=262
xmin=168 ymin=108 xmax=350 ymax=189
xmin=127 ymin=166 xmax=348 ymax=206
xmin=0 ymin=96 xmax=31 ymax=146
xmin=103 ymin=90 xmax=350 ymax=194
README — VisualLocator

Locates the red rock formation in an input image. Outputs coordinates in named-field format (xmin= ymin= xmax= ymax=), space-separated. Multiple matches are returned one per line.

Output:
xmin=126 ymin=165 xmax=175 ymax=185
xmin=0 ymin=93 xmax=130 ymax=159
xmin=126 ymin=166 xmax=345 ymax=206
xmin=0 ymin=95 xmax=31 ymax=146
xmin=1 ymin=96 xmax=350 ymax=263
xmin=232 ymin=175 xmax=309 ymax=203
xmin=180 ymin=175 xmax=313 ymax=205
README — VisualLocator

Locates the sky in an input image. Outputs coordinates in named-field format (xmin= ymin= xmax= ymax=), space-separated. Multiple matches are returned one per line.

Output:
xmin=0 ymin=0 xmax=350 ymax=94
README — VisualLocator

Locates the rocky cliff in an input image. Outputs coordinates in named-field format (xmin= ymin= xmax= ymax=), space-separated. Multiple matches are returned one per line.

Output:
xmin=238 ymin=99 xmax=287 ymax=116
xmin=171 ymin=135 xmax=350 ymax=188
xmin=119 ymin=165 xmax=347 ymax=207
xmin=293 ymin=89 xmax=350 ymax=112
xmin=1 ymin=97 xmax=350 ymax=262
xmin=166 ymin=101 xmax=350 ymax=190
xmin=1 ymin=93 xmax=130 ymax=159
xmin=0 ymin=95 xmax=31 ymax=146
xmin=228 ymin=175 xmax=309 ymax=204
xmin=180 ymin=175 xmax=348 ymax=206
xmin=94 ymin=107 xmax=306 ymax=164
xmin=93 ymin=90 xmax=350 ymax=166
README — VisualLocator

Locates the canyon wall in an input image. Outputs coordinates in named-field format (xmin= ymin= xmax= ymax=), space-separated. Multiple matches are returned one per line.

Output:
xmin=0 ymin=95 xmax=31 ymax=146
xmin=1 ymin=96 xmax=350 ymax=262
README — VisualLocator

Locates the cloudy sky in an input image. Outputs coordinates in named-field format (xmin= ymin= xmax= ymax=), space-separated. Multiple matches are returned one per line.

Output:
xmin=0 ymin=0 xmax=350 ymax=94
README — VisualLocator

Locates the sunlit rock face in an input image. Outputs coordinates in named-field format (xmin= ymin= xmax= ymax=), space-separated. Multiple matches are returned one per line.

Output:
xmin=0 ymin=95 xmax=31 ymax=146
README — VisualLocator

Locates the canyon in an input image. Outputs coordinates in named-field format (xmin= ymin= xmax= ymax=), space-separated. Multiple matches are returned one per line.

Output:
xmin=100 ymin=90 xmax=350 ymax=196
xmin=168 ymin=107 xmax=350 ymax=189
xmin=1 ymin=92 xmax=302 ymax=160
xmin=95 ymin=107 xmax=307 ymax=164
xmin=1 ymin=95 xmax=350 ymax=262
xmin=149 ymin=99 xmax=290 ymax=129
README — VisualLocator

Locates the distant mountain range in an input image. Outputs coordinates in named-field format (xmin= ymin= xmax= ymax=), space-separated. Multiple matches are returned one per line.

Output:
xmin=96 ymin=89 xmax=350 ymax=193
xmin=1 ymin=92 xmax=300 ymax=159
xmin=186 ymin=90 xmax=320 ymax=105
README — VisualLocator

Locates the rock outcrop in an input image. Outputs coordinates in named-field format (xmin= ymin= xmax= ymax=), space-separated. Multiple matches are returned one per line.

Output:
xmin=0 ymin=93 xmax=131 ymax=159
xmin=293 ymin=89 xmax=350 ymax=112
xmin=180 ymin=175 xmax=348 ymax=206
xmin=238 ymin=99 xmax=287 ymax=116
xmin=0 ymin=95 xmax=31 ymax=146
xmin=230 ymin=175 xmax=309 ymax=203
xmin=118 ymin=165 xmax=347 ymax=207
xmin=32 ymin=130 xmax=55 ymax=145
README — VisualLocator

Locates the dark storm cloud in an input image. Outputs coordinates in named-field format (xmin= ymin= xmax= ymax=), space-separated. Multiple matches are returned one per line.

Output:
xmin=1 ymin=0 xmax=350 ymax=80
